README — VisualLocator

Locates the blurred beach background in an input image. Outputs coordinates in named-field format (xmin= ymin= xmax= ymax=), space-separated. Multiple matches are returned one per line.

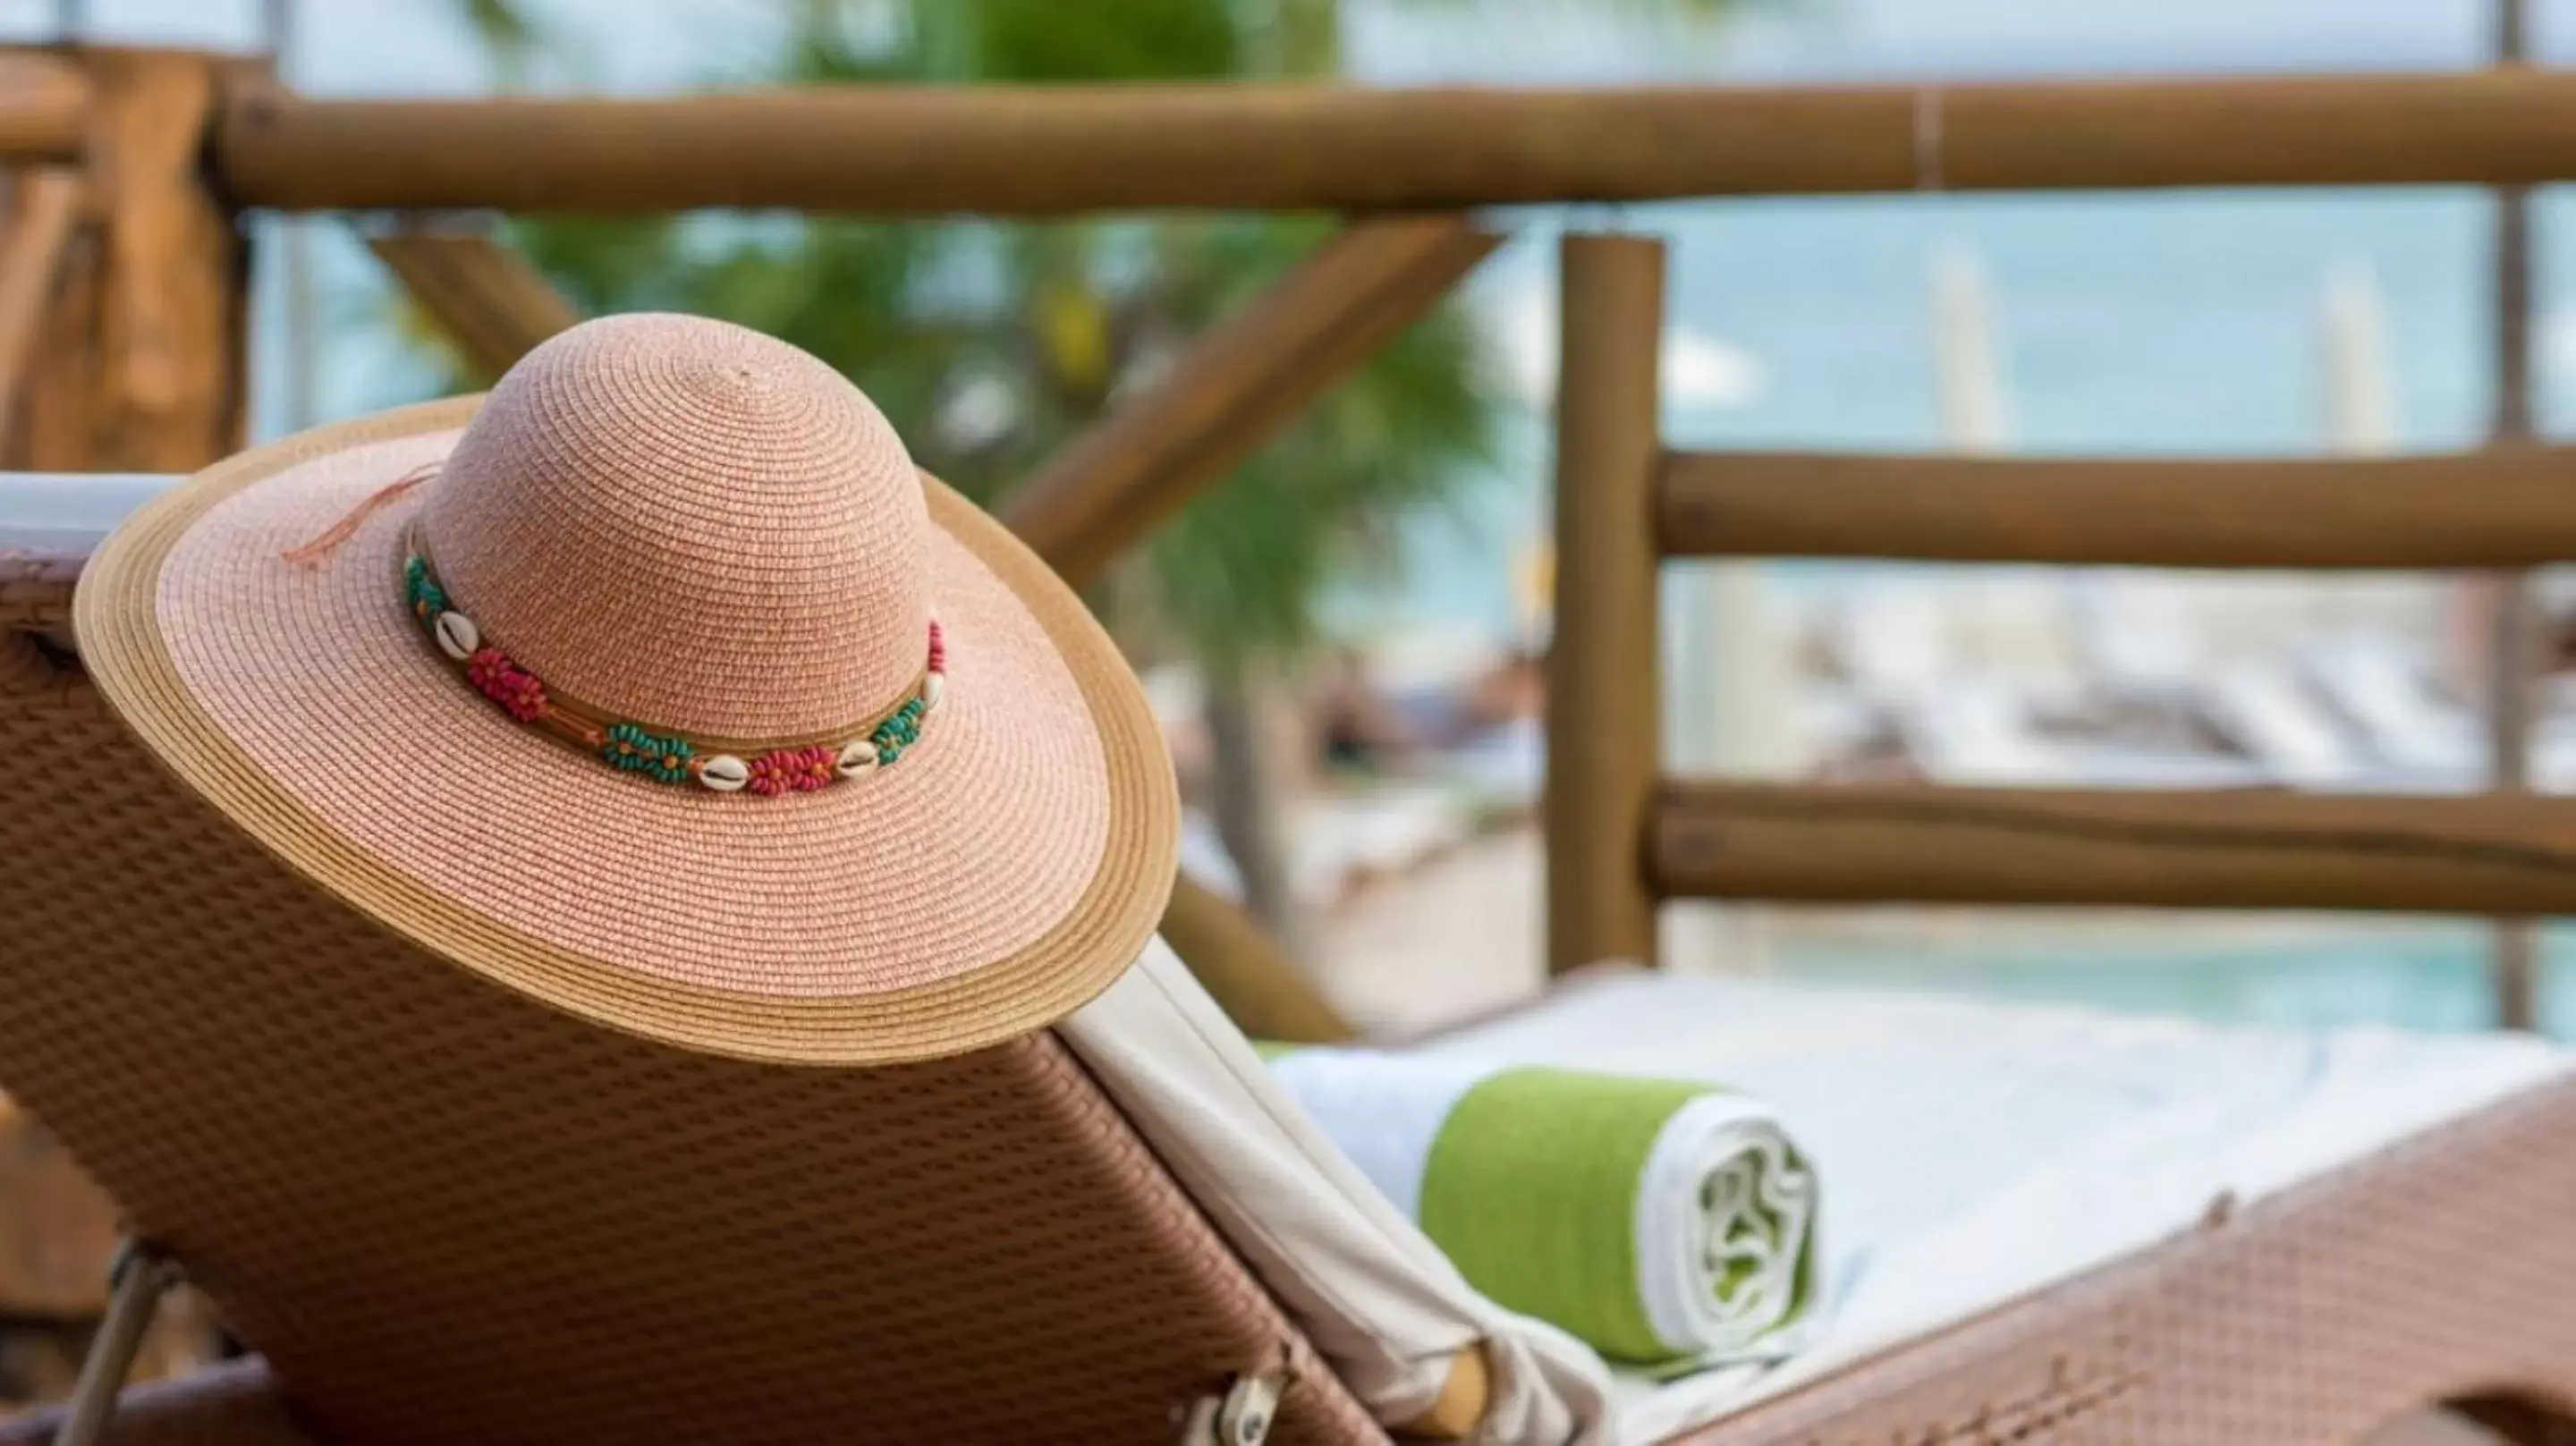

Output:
xmin=29 ymin=0 xmax=2576 ymax=1036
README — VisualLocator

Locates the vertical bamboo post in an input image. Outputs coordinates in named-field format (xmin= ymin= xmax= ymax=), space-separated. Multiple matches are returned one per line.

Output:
xmin=3 ymin=49 xmax=246 ymax=473
xmin=1547 ymin=233 xmax=1665 ymax=975
xmin=0 ymin=47 xmax=239 ymax=1411
xmin=2488 ymin=0 xmax=2541 ymax=1032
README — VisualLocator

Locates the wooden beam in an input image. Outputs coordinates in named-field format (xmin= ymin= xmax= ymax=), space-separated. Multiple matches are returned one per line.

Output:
xmin=368 ymin=223 xmax=580 ymax=380
xmin=0 ymin=170 xmax=83 ymax=451
xmin=1660 ymin=446 xmax=2576 ymax=569
xmin=7 ymin=50 xmax=243 ymax=474
xmin=1547 ymin=234 xmax=1664 ymax=975
xmin=1000 ymin=216 xmax=1498 ymax=588
xmin=0 ymin=52 xmax=92 ymax=166
xmin=1157 ymin=874 xmax=1355 ymax=1044
xmin=1657 ymin=781 xmax=2576 ymax=916
xmin=90 ymin=52 xmax=241 ymax=470
xmin=1004 ymin=223 xmax=1495 ymax=1044
xmin=217 ymin=71 xmax=2576 ymax=215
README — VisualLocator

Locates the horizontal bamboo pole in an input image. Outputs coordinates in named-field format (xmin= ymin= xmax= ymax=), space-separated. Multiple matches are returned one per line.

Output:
xmin=1660 ymin=447 xmax=2576 ymax=568
xmin=1656 ymin=781 xmax=2576 ymax=915
xmin=1002 ymin=216 xmax=1499 ymax=587
xmin=217 ymin=70 xmax=2576 ymax=215
xmin=0 ymin=53 xmax=90 ymax=165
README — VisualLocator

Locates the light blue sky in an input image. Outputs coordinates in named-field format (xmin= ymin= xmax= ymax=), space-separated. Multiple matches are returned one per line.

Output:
xmin=1 ymin=0 xmax=2566 ymax=93
xmin=13 ymin=0 xmax=2567 ymax=450
xmin=1360 ymin=0 xmax=2527 ymax=81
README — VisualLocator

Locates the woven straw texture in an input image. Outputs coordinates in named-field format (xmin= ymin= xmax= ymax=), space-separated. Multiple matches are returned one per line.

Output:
xmin=76 ymin=367 xmax=1177 ymax=1064
xmin=0 ymin=542 xmax=1381 ymax=1443
xmin=422 ymin=314 xmax=931 ymax=741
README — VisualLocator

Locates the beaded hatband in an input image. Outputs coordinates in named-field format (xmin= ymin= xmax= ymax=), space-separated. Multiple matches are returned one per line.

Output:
xmin=401 ymin=538 xmax=945 ymax=796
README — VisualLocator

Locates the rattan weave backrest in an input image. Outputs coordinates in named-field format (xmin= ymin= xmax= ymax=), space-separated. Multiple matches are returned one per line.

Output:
xmin=0 ymin=534 xmax=1381 ymax=1445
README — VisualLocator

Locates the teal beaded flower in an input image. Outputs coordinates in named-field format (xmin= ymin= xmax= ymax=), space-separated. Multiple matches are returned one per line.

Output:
xmin=869 ymin=697 xmax=927 ymax=765
xmin=403 ymin=554 xmax=448 ymax=622
xmin=602 ymin=722 xmax=693 ymax=784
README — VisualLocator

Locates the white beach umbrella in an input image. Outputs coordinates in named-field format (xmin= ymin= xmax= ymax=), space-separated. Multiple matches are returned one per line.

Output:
xmin=2318 ymin=258 xmax=2398 ymax=456
xmin=1928 ymin=241 xmax=2012 ymax=453
xmin=1490 ymin=281 xmax=1764 ymax=411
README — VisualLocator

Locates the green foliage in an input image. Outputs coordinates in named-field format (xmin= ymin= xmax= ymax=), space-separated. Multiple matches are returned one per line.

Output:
xmin=1141 ymin=217 xmax=1496 ymax=664
xmin=912 ymin=0 xmax=1245 ymax=80
xmin=452 ymin=0 xmax=547 ymax=84
xmin=429 ymin=0 xmax=1727 ymax=667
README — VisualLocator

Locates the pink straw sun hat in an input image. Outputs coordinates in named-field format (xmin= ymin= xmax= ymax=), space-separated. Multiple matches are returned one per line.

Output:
xmin=74 ymin=313 xmax=1177 ymax=1065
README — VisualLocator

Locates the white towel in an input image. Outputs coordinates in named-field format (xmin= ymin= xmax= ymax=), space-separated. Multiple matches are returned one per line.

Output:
xmin=1267 ymin=1046 xmax=1820 ymax=1366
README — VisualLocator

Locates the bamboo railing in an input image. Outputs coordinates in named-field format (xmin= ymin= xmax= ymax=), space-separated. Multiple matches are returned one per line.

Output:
xmin=1001 ymin=216 xmax=1500 ymax=586
xmin=8 ymin=43 xmax=2576 ymax=1364
xmin=1552 ymin=224 xmax=2576 ymax=975
xmin=191 ymin=71 xmax=2576 ymax=214
xmin=3 ymin=50 xmax=2573 ymax=1023
xmin=1657 ymin=448 xmax=2576 ymax=568
xmin=1656 ymin=782 xmax=2576 ymax=916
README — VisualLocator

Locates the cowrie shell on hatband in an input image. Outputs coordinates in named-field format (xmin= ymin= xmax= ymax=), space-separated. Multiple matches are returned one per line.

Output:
xmin=434 ymin=612 xmax=480 ymax=662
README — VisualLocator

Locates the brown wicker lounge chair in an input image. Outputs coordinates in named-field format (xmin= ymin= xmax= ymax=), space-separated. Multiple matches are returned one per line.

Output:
xmin=6 ymin=486 xmax=2576 ymax=1446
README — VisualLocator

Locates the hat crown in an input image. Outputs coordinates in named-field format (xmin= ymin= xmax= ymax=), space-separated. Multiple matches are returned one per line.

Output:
xmin=421 ymin=314 xmax=929 ymax=740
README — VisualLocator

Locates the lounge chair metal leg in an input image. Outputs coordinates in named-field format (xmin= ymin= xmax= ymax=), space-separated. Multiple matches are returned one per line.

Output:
xmin=55 ymin=1239 xmax=176 ymax=1446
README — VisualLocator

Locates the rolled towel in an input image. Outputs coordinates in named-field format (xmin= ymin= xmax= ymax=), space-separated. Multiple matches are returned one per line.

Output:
xmin=1266 ymin=1048 xmax=1819 ymax=1366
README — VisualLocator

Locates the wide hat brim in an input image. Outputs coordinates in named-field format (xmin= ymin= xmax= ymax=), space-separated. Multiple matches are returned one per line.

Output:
xmin=76 ymin=396 xmax=1178 ymax=1066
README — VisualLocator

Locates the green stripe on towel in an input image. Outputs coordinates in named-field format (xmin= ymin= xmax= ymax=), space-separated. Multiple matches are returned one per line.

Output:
xmin=1417 ymin=1068 xmax=1710 ymax=1364
xmin=1261 ymin=1048 xmax=1822 ymax=1366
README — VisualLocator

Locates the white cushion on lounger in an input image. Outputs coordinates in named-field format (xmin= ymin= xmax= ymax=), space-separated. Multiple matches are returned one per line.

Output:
xmin=1060 ymin=949 xmax=2573 ymax=1446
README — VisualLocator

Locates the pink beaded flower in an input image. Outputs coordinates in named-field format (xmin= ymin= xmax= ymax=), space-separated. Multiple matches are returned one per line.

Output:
xmin=748 ymin=745 xmax=837 ymax=797
xmin=465 ymin=647 xmax=547 ymax=723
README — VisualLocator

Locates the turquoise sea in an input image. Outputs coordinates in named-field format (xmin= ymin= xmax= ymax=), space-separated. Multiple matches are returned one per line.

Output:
xmin=1773 ymin=923 xmax=2576 ymax=1038
xmin=1380 ymin=188 xmax=2572 ymax=638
